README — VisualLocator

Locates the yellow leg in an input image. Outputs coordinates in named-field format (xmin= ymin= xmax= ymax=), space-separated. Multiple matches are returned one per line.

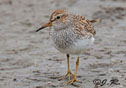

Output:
xmin=59 ymin=54 xmax=73 ymax=81
xmin=67 ymin=56 xmax=80 ymax=84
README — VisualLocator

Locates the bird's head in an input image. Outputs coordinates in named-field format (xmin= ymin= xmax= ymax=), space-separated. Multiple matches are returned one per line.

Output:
xmin=36 ymin=9 xmax=69 ymax=32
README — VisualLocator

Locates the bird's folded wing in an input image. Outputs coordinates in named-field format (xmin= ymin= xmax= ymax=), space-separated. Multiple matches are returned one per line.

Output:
xmin=72 ymin=15 xmax=98 ymax=36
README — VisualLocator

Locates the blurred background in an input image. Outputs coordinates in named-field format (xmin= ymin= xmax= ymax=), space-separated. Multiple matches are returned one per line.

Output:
xmin=0 ymin=0 xmax=126 ymax=88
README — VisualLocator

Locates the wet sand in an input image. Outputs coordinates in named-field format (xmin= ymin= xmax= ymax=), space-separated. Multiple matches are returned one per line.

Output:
xmin=0 ymin=0 xmax=126 ymax=88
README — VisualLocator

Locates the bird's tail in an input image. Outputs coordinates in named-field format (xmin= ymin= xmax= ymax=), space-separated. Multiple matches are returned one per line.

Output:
xmin=90 ymin=18 xmax=100 ymax=23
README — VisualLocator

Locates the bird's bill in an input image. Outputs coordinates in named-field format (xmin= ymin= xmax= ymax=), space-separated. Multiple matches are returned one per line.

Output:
xmin=36 ymin=21 xmax=52 ymax=32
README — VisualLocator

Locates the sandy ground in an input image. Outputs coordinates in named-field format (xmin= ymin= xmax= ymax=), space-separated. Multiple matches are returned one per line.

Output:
xmin=0 ymin=0 xmax=126 ymax=88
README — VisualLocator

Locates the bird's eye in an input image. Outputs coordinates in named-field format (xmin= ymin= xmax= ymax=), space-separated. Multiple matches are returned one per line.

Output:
xmin=57 ymin=16 xmax=60 ymax=19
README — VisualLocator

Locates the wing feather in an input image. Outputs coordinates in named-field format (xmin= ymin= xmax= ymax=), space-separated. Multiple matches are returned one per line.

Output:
xmin=72 ymin=15 xmax=98 ymax=36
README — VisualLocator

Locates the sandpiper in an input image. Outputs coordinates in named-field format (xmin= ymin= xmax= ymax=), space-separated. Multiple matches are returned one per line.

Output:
xmin=36 ymin=9 xmax=99 ymax=84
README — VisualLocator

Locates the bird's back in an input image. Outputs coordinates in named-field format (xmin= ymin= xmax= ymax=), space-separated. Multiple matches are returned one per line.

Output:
xmin=70 ymin=14 xmax=97 ymax=36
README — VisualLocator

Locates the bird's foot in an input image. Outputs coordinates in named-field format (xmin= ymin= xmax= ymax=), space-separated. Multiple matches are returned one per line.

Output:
xmin=58 ymin=71 xmax=73 ymax=81
xmin=67 ymin=74 xmax=81 ymax=84
xmin=67 ymin=78 xmax=81 ymax=84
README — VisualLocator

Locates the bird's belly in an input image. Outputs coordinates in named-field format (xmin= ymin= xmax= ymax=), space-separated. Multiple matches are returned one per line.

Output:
xmin=53 ymin=37 xmax=95 ymax=55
